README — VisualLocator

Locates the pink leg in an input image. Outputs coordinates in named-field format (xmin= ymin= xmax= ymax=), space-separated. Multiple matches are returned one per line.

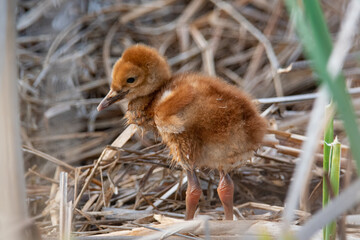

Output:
xmin=185 ymin=170 xmax=202 ymax=220
xmin=217 ymin=171 xmax=234 ymax=220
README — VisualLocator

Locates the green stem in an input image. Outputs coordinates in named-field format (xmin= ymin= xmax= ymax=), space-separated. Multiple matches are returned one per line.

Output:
xmin=326 ymin=138 xmax=341 ymax=240
xmin=323 ymin=102 xmax=334 ymax=239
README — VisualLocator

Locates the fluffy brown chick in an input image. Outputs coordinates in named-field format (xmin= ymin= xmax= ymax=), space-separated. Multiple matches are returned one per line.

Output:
xmin=97 ymin=44 xmax=267 ymax=220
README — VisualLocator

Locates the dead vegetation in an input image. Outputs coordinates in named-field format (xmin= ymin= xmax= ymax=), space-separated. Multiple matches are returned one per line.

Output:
xmin=17 ymin=0 xmax=360 ymax=239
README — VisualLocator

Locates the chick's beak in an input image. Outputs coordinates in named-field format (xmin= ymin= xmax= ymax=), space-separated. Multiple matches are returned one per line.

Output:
xmin=97 ymin=89 xmax=127 ymax=111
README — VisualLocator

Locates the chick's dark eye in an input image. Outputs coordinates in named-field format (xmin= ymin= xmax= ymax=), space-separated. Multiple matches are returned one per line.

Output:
xmin=127 ymin=77 xmax=136 ymax=83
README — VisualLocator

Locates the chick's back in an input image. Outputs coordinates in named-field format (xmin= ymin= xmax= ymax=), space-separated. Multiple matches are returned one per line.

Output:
xmin=154 ymin=73 xmax=267 ymax=171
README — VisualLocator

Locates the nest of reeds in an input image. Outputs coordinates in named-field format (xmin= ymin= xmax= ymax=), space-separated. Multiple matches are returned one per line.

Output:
xmin=18 ymin=0 xmax=360 ymax=239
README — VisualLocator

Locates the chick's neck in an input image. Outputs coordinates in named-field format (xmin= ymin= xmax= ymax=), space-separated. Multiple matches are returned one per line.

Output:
xmin=128 ymin=91 xmax=157 ymax=112
xmin=126 ymin=86 xmax=164 ymax=131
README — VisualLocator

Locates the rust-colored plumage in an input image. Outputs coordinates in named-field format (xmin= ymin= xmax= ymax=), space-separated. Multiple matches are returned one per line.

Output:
xmin=98 ymin=44 xmax=267 ymax=220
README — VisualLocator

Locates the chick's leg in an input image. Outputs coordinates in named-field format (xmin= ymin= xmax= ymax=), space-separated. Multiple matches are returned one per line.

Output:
xmin=185 ymin=169 xmax=202 ymax=220
xmin=217 ymin=171 xmax=234 ymax=220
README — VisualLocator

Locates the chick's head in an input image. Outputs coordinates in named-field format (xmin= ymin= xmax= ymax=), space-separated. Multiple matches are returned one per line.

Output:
xmin=97 ymin=44 xmax=171 ymax=111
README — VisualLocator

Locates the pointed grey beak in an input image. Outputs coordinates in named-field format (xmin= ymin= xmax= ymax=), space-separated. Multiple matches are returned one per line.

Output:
xmin=97 ymin=89 xmax=128 ymax=111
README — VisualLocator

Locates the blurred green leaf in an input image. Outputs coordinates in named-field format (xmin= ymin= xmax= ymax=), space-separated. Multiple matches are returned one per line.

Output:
xmin=284 ymin=0 xmax=360 ymax=174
